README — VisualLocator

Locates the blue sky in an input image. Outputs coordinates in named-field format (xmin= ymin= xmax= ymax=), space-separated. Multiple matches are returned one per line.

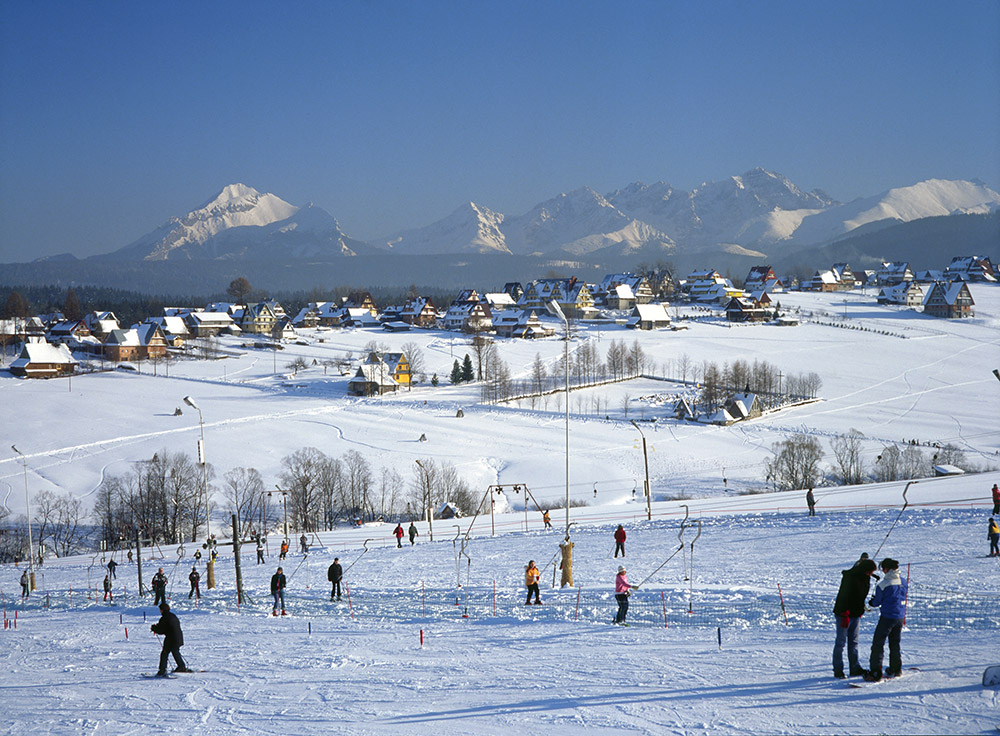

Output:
xmin=1 ymin=0 xmax=998 ymax=261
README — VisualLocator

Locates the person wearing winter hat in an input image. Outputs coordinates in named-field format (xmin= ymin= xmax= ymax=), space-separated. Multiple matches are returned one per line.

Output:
xmin=614 ymin=565 xmax=638 ymax=624
xmin=988 ymin=517 xmax=999 ymax=557
xmin=864 ymin=558 xmax=908 ymax=681
xmin=832 ymin=557 xmax=877 ymax=678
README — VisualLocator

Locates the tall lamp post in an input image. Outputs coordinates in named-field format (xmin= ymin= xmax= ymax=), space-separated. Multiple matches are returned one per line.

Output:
xmin=415 ymin=460 xmax=434 ymax=541
xmin=548 ymin=301 xmax=571 ymax=536
xmin=183 ymin=396 xmax=211 ymax=539
xmin=630 ymin=420 xmax=653 ymax=521
xmin=11 ymin=445 xmax=36 ymax=590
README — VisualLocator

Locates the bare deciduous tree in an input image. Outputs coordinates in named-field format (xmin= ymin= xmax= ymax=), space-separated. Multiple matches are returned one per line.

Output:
xmin=831 ymin=429 xmax=866 ymax=486
xmin=768 ymin=434 xmax=824 ymax=490
xmin=223 ymin=467 xmax=265 ymax=538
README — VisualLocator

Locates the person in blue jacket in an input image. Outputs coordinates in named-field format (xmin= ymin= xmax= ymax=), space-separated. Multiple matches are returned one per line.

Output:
xmin=864 ymin=558 xmax=908 ymax=681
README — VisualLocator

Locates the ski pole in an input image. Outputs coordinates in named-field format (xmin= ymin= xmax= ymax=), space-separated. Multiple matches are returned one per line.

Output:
xmin=873 ymin=481 xmax=915 ymax=559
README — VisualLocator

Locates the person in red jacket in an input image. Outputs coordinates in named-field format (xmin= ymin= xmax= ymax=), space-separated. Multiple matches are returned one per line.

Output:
xmin=992 ymin=483 xmax=999 ymax=515
xmin=394 ymin=523 xmax=404 ymax=548
xmin=613 ymin=525 xmax=626 ymax=558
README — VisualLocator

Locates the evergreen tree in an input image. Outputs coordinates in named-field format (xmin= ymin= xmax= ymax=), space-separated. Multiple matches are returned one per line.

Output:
xmin=63 ymin=287 xmax=83 ymax=321
xmin=1 ymin=291 xmax=30 ymax=319
xmin=461 ymin=354 xmax=475 ymax=383
xmin=431 ymin=373 xmax=439 ymax=387
xmin=450 ymin=360 xmax=462 ymax=384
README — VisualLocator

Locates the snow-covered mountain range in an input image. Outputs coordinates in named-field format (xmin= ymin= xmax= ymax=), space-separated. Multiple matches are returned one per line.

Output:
xmin=103 ymin=173 xmax=1000 ymax=262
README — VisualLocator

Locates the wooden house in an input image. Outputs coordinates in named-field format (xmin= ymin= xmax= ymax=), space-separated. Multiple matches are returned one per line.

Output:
xmin=400 ymin=297 xmax=438 ymax=327
xmin=442 ymin=301 xmax=493 ymax=332
xmin=923 ymin=282 xmax=975 ymax=319
xmin=9 ymin=337 xmax=78 ymax=378
xmin=876 ymin=262 xmax=914 ymax=286
xmin=626 ymin=303 xmax=671 ymax=330
xmin=725 ymin=297 xmax=769 ymax=322
xmin=877 ymin=281 xmax=924 ymax=308
xmin=493 ymin=310 xmax=554 ymax=339
xmin=945 ymin=256 xmax=996 ymax=283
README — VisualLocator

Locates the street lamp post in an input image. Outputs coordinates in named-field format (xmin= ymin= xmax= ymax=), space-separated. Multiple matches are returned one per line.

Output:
xmin=11 ymin=445 xmax=36 ymax=590
xmin=548 ymin=301 xmax=571 ymax=535
xmin=268 ymin=488 xmax=289 ymax=539
xmin=183 ymin=396 xmax=211 ymax=539
xmin=415 ymin=460 xmax=434 ymax=541
xmin=630 ymin=421 xmax=653 ymax=521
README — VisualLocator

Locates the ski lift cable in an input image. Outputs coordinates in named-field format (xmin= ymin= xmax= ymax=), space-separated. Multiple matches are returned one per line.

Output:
xmin=341 ymin=538 xmax=371 ymax=575
xmin=872 ymin=480 xmax=915 ymax=559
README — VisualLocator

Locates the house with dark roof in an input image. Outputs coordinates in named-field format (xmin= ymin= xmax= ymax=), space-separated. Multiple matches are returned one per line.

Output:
xmin=923 ymin=281 xmax=975 ymax=319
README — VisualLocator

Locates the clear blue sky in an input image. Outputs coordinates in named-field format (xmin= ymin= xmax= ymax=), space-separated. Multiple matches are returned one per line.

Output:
xmin=1 ymin=0 xmax=998 ymax=261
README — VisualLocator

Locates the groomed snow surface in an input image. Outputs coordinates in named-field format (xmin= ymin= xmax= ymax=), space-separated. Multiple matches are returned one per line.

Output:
xmin=1 ymin=285 xmax=999 ymax=734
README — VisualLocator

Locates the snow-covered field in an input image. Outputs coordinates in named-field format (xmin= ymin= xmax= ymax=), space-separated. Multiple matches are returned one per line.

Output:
xmin=1 ymin=285 xmax=999 ymax=734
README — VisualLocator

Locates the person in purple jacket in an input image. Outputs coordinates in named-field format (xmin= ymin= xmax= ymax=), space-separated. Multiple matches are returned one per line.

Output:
xmin=864 ymin=558 xmax=908 ymax=681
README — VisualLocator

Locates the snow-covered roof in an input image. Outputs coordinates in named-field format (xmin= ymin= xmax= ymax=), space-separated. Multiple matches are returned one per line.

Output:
xmin=11 ymin=338 xmax=77 ymax=368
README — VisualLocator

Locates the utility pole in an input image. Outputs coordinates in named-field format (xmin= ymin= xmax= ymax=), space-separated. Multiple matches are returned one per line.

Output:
xmin=630 ymin=421 xmax=652 ymax=521
xmin=11 ymin=446 xmax=36 ymax=590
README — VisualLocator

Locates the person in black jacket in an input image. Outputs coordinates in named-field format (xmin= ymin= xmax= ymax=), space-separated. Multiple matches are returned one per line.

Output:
xmin=832 ymin=558 xmax=877 ymax=678
xmin=151 ymin=603 xmax=190 ymax=676
xmin=151 ymin=568 xmax=167 ymax=607
xmin=271 ymin=567 xmax=287 ymax=616
xmin=188 ymin=567 xmax=201 ymax=599
xmin=328 ymin=557 xmax=343 ymax=601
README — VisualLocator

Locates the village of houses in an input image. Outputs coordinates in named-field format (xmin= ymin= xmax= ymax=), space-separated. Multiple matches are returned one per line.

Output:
xmin=2 ymin=255 xmax=992 ymax=426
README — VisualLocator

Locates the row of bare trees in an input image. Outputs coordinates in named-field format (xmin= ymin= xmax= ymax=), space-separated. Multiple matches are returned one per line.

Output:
xmin=698 ymin=358 xmax=822 ymax=413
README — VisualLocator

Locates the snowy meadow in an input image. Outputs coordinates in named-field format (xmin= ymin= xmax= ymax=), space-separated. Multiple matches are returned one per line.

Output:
xmin=1 ymin=285 xmax=999 ymax=734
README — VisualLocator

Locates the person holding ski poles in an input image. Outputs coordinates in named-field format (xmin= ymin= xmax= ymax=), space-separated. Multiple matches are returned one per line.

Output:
xmin=151 ymin=603 xmax=190 ymax=676
xmin=613 ymin=525 xmax=626 ymax=558
xmin=188 ymin=567 xmax=201 ymax=599
xmin=328 ymin=557 xmax=343 ymax=601
xmin=525 ymin=560 xmax=541 ymax=605
xmin=614 ymin=565 xmax=638 ymax=624
xmin=108 ymin=558 xmax=118 ymax=579
xmin=988 ymin=517 xmax=999 ymax=557
xmin=408 ymin=522 xmax=419 ymax=545
xmin=864 ymin=558 xmax=908 ymax=681
xmin=394 ymin=524 xmax=404 ymax=548
xmin=103 ymin=574 xmax=113 ymax=602
xmin=271 ymin=566 xmax=287 ymax=616
xmin=832 ymin=557 xmax=877 ymax=679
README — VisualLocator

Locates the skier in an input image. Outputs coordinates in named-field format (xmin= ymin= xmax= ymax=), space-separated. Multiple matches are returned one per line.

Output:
xmin=542 ymin=510 xmax=552 ymax=529
xmin=151 ymin=602 xmax=190 ymax=676
xmin=108 ymin=558 xmax=118 ymax=579
xmin=613 ymin=525 xmax=627 ymax=558
xmin=151 ymin=568 xmax=168 ymax=607
xmin=992 ymin=484 xmax=999 ymax=515
xmin=408 ymin=522 xmax=418 ymax=545
xmin=279 ymin=539 xmax=289 ymax=560
xmin=127 ymin=550 xmax=133 ymax=563
xmin=864 ymin=558 xmax=909 ymax=681
xmin=327 ymin=557 xmax=343 ymax=601
xmin=831 ymin=558 xmax=877 ymax=678
xmin=614 ymin=565 xmax=638 ymax=624
xmin=988 ymin=517 xmax=999 ymax=557
xmin=188 ymin=567 xmax=201 ymax=599
xmin=193 ymin=549 xmax=201 ymax=563
xmin=210 ymin=547 xmax=219 ymax=564
xmin=394 ymin=524 xmax=404 ymax=548
xmin=271 ymin=566 xmax=287 ymax=616
xmin=524 ymin=560 xmax=541 ymax=605
xmin=20 ymin=569 xmax=29 ymax=598
xmin=103 ymin=574 xmax=113 ymax=602
xmin=806 ymin=488 xmax=816 ymax=516
xmin=256 ymin=536 xmax=265 ymax=564
xmin=299 ymin=533 xmax=308 ymax=554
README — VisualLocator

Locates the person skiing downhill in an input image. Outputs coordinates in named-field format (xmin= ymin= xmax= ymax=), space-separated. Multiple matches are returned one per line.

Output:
xmin=864 ymin=558 xmax=908 ymax=681
xmin=151 ymin=602 xmax=190 ymax=676
xmin=394 ymin=524 xmax=404 ymax=548
xmin=832 ymin=558 xmax=877 ymax=678
xmin=271 ymin=567 xmax=287 ymax=616
xmin=328 ymin=557 xmax=343 ymax=601
xmin=408 ymin=522 xmax=418 ymax=545
xmin=988 ymin=517 xmax=999 ymax=557
xmin=614 ymin=565 xmax=638 ymax=624
xmin=151 ymin=568 xmax=168 ymax=607
xmin=525 ymin=560 xmax=541 ymax=605
xmin=188 ymin=567 xmax=201 ymax=599
xmin=613 ymin=525 xmax=626 ymax=558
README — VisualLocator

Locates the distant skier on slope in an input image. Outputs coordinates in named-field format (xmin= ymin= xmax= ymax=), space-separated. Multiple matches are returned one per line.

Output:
xmin=525 ymin=560 xmax=541 ymax=605
xmin=107 ymin=558 xmax=118 ymax=579
xmin=992 ymin=484 xmax=999 ymax=515
xmin=151 ymin=568 xmax=168 ymax=607
xmin=613 ymin=525 xmax=626 ymax=558
xmin=328 ymin=557 xmax=343 ymax=601
xmin=614 ymin=565 xmax=638 ymax=624
xmin=542 ymin=510 xmax=552 ymax=529
xmin=188 ymin=567 xmax=201 ymax=599
xmin=271 ymin=566 xmax=287 ymax=616
xmin=256 ymin=536 xmax=265 ymax=564
xmin=279 ymin=540 xmax=289 ymax=560
xmin=864 ymin=558 xmax=908 ymax=681
xmin=408 ymin=522 xmax=418 ymax=545
xmin=988 ymin=517 xmax=999 ymax=557
xmin=20 ymin=569 xmax=29 ymax=598
xmin=103 ymin=574 xmax=113 ymax=602
xmin=394 ymin=524 xmax=404 ymax=548
xmin=831 ymin=558 xmax=877 ymax=679
xmin=300 ymin=533 xmax=308 ymax=554
xmin=151 ymin=603 xmax=191 ymax=676
xmin=806 ymin=488 xmax=816 ymax=516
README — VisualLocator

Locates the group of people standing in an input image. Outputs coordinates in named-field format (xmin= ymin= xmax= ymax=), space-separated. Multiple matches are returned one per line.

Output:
xmin=832 ymin=553 xmax=909 ymax=682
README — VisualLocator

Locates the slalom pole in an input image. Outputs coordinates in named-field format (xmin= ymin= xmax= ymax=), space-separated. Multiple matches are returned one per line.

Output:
xmin=575 ymin=586 xmax=581 ymax=621
xmin=679 ymin=505 xmax=690 ymax=582
xmin=903 ymin=562 xmax=910 ymax=626
xmin=346 ymin=581 xmax=354 ymax=620
xmin=493 ymin=579 xmax=496 ymax=617
xmin=873 ymin=481 xmax=915 ymax=559
xmin=777 ymin=582 xmax=788 ymax=626
xmin=422 ymin=580 xmax=426 ymax=616
xmin=661 ymin=591 xmax=667 ymax=628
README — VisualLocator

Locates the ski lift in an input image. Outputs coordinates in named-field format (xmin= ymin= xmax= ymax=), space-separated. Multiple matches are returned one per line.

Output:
xmin=593 ymin=482 xmax=598 ymax=497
